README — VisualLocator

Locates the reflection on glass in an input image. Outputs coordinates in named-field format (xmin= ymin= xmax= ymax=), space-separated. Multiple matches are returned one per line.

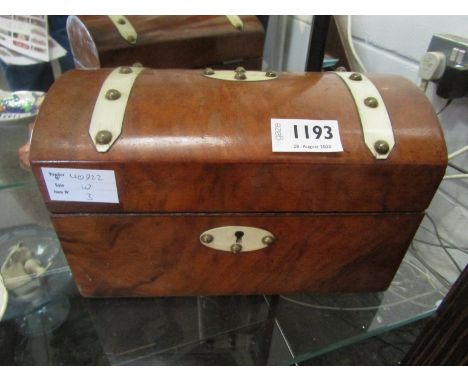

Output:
xmin=273 ymin=252 xmax=447 ymax=364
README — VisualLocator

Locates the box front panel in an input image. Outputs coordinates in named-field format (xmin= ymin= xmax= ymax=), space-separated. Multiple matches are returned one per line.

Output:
xmin=51 ymin=213 xmax=423 ymax=297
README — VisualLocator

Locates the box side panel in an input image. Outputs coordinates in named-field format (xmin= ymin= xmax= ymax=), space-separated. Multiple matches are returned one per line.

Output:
xmin=51 ymin=213 xmax=424 ymax=297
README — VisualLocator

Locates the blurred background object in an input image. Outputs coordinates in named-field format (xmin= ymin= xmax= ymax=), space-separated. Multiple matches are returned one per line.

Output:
xmin=0 ymin=225 xmax=71 ymax=337
xmin=66 ymin=15 xmax=265 ymax=70
xmin=0 ymin=16 xmax=74 ymax=92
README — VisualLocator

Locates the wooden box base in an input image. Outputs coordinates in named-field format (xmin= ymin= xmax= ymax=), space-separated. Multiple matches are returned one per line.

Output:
xmin=51 ymin=213 xmax=423 ymax=297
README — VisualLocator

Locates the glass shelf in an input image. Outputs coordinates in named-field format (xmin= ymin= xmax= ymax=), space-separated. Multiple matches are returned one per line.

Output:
xmin=0 ymin=119 xmax=455 ymax=365
xmin=0 ymin=121 xmax=35 ymax=190
xmin=0 ymin=249 xmax=446 ymax=365
xmin=274 ymin=252 xmax=447 ymax=365
xmin=63 ymin=250 xmax=445 ymax=366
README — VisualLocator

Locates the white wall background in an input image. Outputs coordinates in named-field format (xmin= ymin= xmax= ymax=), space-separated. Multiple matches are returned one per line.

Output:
xmin=264 ymin=15 xmax=468 ymax=283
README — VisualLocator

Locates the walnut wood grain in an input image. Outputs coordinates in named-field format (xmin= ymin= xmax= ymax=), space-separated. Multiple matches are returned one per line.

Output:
xmin=30 ymin=69 xmax=447 ymax=214
xmin=52 ymin=212 xmax=423 ymax=297
xmin=67 ymin=15 xmax=264 ymax=69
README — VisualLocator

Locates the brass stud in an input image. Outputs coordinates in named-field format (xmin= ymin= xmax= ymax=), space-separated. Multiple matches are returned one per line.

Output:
xmin=119 ymin=66 xmax=133 ymax=74
xmin=349 ymin=72 xmax=362 ymax=81
xmin=127 ymin=35 xmax=136 ymax=44
xmin=200 ymin=234 xmax=214 ymax=244
xmin=265 ymin=71 xmax=277 ymax=78
xmin=117 ymin=18 xmax=126 ymax=25
xmin=95 ymin=130 xmax=113 ymax=145
xmin=234 ymin=66 xmax=247 ymax=80
xmin=374 ymin=140 xmax=390 ymax=155
xmin=203 ymin=67 xmax=215 ymax=75
xmin=364 ymin=97 xmax=379 ymax=108
xmin=230 ymin=243 xmax=243 ymax=253
xmin=105 ymin=89 xmax=121 ymax=101
xmin=262 ymin=236 xmax=275 ymax=246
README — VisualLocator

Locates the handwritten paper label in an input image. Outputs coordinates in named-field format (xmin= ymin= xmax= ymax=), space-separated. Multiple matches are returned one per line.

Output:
xmin=41 ymin=167 xmax=119 ymax=203
xmin=271 ymin=119 xmax=343 ymax=153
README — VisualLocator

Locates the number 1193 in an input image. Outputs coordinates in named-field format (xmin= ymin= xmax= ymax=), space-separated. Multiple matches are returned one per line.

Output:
xmin=293 ymin=124 xmax=333 ymax=140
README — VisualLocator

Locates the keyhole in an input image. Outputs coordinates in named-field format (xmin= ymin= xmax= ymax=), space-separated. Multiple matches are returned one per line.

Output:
xmin=235 ymin=231 xmax=244 ymax=243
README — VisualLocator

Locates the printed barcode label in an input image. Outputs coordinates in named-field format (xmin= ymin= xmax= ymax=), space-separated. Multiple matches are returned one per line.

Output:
xmin=271 ymin=119 xmax=343 ymax=153
xmin=41 ymin=167 xmax=119 ymax=203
